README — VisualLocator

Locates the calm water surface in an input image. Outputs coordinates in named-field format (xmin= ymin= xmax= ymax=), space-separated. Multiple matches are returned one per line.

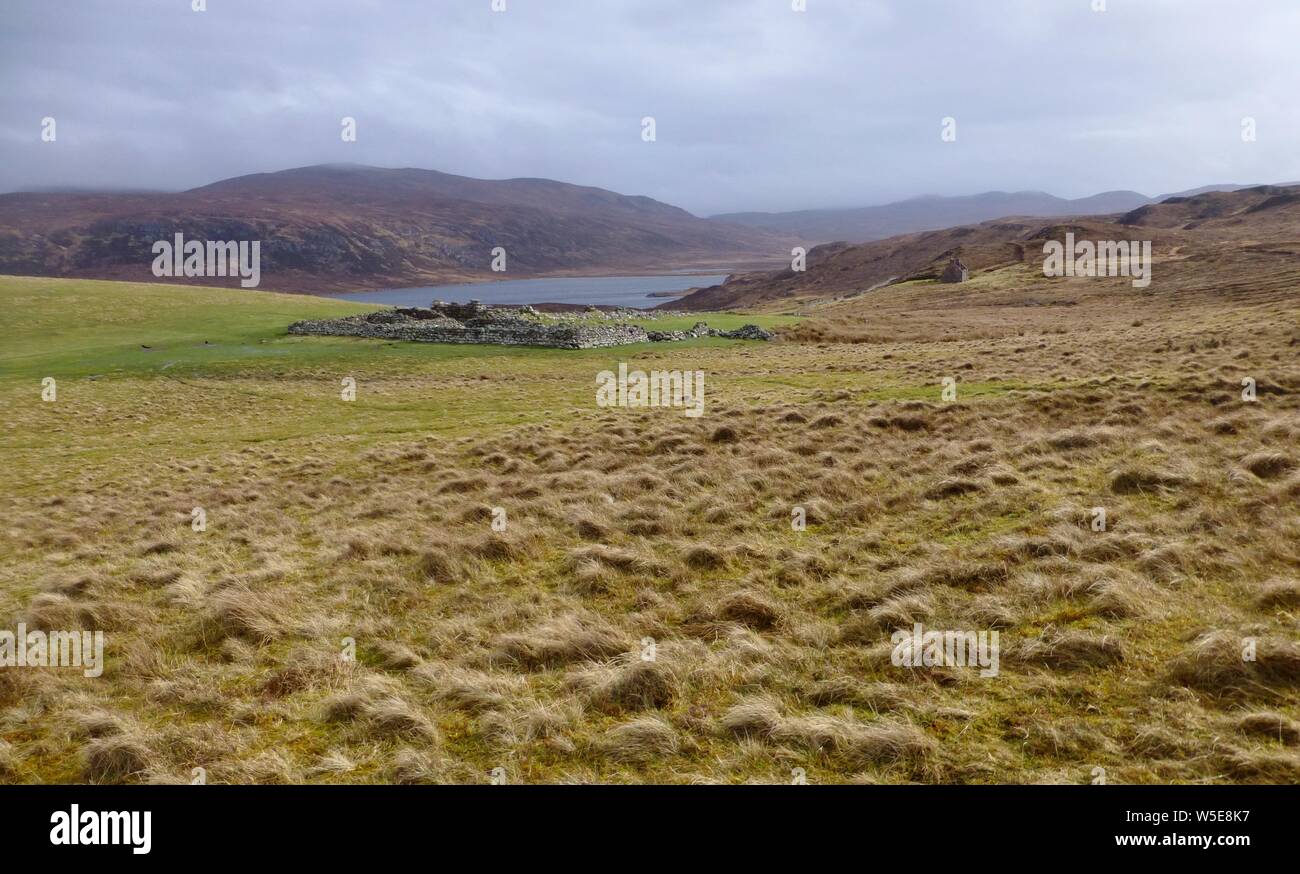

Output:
xmin=320 ymin=274 xmax=728 ymax=309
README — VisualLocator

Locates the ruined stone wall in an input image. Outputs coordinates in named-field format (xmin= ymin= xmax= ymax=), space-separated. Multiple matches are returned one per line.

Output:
xmin=287 ymin=314 xmax=649 ymax=349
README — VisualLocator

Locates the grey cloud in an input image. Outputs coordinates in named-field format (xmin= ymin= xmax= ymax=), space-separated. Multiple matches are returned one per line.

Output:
xmin=1 ymin=0 xmax=1297 ymax=214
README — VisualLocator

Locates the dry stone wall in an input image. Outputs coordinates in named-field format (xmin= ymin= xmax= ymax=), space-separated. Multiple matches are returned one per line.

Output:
xmin=287 ymin=300 xmax=774 ymax=349
xmin=288 ymin=312 xmax=648 ymax=348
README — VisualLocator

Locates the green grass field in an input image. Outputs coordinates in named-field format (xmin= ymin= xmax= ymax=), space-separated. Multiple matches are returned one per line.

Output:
xmin=0 ymin=277 xmax=801 ymax=493
xmin=0 ymin=277 xmax=795 ymax=380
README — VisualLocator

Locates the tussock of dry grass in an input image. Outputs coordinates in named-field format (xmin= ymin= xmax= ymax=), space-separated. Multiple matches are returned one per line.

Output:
xmin=1217 ymin=747 xmax=1300 ymax=782
xmin=713 ymin=590 xmax=784 ymax=630
xmin=390 ymin=747 xmax=443 ymax=784
xmin=1167 ymin=632 xmax=1300 ymax=696
xmin=571 ymin=655 xmax=680 ymax=713
xmin=774 ymin=715 xmax=935 ymax=771
xmin=321 ymin=691 xmax=370 ymax=723
xmin=721 ymin=696 xmax=784 ymax=739
xmin=82 ymin=735 xmax=152 ymax=784
xmin=1255 ymin=579 xmax=1300 ymax=609
xmin=4 ymin=271 xmax=1299 ymax=784
xmin=201 ymin=585 xmax=286 ymax=645
xmin=415 ymin=548 xmax=462 ymax=584
xmin=1235 ymin=711 xmax=1300 ymax=745
xmin=1242 ymin=451 xmax=1295 ymax=480
xmin=1015 ymin=630 xmax=1125 ymax=670
xmin=487 ymin=615 xmax=630 ymax=670
xmin=413 ymin=663 xmax=526 ymax=714
xmin=366 ymin=697 xmax=440 ymax=742
xmin=1109 ymin=465 xmax=1187 ymax=495
xmin=597 ymin=716 xmax=680 ymax=762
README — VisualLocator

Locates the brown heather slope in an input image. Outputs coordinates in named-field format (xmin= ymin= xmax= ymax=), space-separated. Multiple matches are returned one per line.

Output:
xmin=0 ymin=164 xmax=786 ymax=293
xmin=668 ymin=184 xmax=1300 ymax=313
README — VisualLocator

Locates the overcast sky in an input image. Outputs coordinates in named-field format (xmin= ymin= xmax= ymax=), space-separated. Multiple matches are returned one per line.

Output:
xmin=2 ymin=0 xmax=1298 ymax=215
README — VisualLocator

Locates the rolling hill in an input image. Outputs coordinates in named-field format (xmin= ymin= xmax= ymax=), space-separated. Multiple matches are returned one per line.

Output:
xmin=671 ymin=184 xmax=1300 ymax=311
xmin=0 ymin=164 xmax=786 ymax=293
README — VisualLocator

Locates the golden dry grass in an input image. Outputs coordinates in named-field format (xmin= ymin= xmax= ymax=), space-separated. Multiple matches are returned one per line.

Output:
xmin=1 ymin=269 xmax=1298 ymax=784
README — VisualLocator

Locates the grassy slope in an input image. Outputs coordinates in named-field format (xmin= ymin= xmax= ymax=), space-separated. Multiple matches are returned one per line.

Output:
xmin=0 ymin=276 xmax=795 ymax=380
xmin=0 ymin=277 xmax=800 ymax=492
xmin=0 ymin=277 xmax=377 ymax=377
xmin=1 ymin=273 xmax=1298 ymax=785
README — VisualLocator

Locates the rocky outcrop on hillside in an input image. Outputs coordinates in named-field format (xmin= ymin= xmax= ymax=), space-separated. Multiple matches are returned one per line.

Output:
xmin=712 ymin=324 xmax=775 ymax=340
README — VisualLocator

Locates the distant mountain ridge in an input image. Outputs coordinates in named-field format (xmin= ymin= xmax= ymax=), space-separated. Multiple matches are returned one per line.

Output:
xmin=2 ymin=165 xmax=1291 ymax=296
xmin=0 ymin=164 xmax=784 ymax=293
xmin=710 ymin=184 xmax=1279 ymax=244
xmin=672 ymin=183 xmax=1300 ymax=311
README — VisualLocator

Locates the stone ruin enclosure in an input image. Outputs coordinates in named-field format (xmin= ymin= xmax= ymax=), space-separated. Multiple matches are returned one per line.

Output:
xmin=287 ymin=299 xmax=774 ymax=349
